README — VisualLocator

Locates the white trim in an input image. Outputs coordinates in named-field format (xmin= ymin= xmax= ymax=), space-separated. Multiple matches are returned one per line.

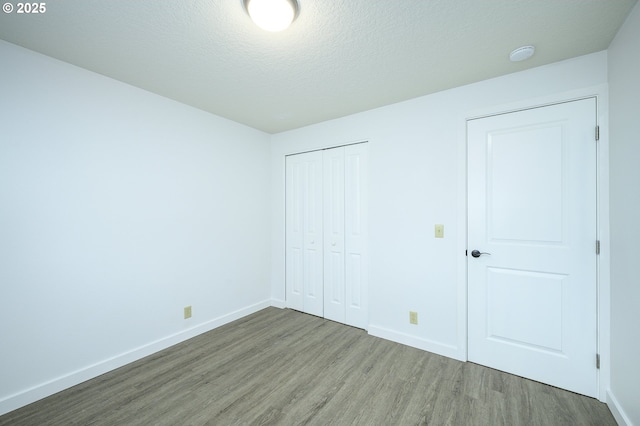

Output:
xmin=460 ymin=84 xmax=610 ymax=401
xmin=457 ymin=108 xmax=469 ymax=361
xmin=595 ymin=89 xmax=611 ymax=403
xmin=607 ymin=389 xmax=633 ymax=426
xmin=0 ymin=300 xmax=272 ymax=416
xmin=270 ymin=298 xmax=286 ymax=309
xmin=464 ymin=85 xmax=608 ymax=122
xmin=368 ymin=325 xmax=463 ymax=361
xmin=282 ymin=139 xmax=370 ymax=157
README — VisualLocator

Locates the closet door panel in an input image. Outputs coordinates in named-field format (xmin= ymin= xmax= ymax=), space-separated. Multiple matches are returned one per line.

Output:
xmin=285 ymin=155 xmax=305 ymax=311
xmin=302 ymin=151 xmax=324 ymax=317
xmin=323 ymin=147 xmax=345 ymax=323
xmin=345 ymin=144 xmax=368 ymax=329
xmin=286 ymin=151 xmax=323 ymax=316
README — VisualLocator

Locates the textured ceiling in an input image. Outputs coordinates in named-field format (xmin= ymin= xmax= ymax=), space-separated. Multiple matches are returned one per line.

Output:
xmin=0 ymin=0 xmax=636 ymax=133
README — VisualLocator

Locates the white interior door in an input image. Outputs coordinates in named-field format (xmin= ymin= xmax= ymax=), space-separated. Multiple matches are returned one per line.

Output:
xmin=286 ymin=151 xmax=323 ymax=317
xmin=467 ymin=98 xmax=598 ymax=397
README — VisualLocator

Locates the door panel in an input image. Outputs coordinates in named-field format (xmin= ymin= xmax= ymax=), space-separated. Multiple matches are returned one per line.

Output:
xmin=286 ymin=151 xmax=323 ymax=317
xmin=323 ymin=147 xmax=346 ymax=323
xmin=304 ymin=159 xmax=322 ymax=242
xmin=285 ymin=158 xmax=304 ymax=311
xmin=347 ymin=253 xmax=363 ymax=307
xmin=486 ymin=267 xmax=564 ymax=351
xmin=488 ymin=124 xmax=565 ymax=243
xmin=468 ymin=98 xmax=597 ymax=397
xmin=345 ymin=144 xmax=368 ymax=329
xmin=303 ymin=155 xmax=324 ymax=316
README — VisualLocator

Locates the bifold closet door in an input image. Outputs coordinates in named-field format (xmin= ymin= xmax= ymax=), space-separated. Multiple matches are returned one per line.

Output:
xmin=285 ymin=151 xmax=324 ymax=317
xmin=286 ymin=144 xmax=368 ymax=328
xmin=323 ymin=145 xmax=368 ymax=328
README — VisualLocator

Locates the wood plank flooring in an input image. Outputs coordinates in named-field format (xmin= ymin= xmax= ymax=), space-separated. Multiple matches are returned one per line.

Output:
xmin=1 ymin=307 xmax=616 ymax=425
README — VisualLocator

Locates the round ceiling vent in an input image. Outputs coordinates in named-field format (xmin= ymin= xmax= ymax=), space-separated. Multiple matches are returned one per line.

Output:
xmin=509 ymin=46 xmax=536 ymax=62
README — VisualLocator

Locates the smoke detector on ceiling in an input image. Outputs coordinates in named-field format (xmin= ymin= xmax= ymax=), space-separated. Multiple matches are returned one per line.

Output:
xmin=509 ymin=46 xmax=536 ymax=62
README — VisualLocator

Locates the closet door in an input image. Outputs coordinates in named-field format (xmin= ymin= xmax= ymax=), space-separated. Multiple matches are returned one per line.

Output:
xmin=344 ymin=144 xmax=368 ymax=329
xmin=322 ymin=144 xmax=369 ymax=328
xmin=286 ymin=144 xmax=368 ymax=327
xmin=285 ymin=151 xmax=323 ymax=317
xmin=323 ymin=148 xmax=346 ymax=323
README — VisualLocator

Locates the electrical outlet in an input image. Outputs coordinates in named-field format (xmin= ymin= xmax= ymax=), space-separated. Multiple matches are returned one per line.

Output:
xmin=409 ymin=311 xmax=418 ymax=325
xmin=435 ymin=224 xmax=444 ymax=238
xmin=184 ymin=306 xmax=192 ymax=319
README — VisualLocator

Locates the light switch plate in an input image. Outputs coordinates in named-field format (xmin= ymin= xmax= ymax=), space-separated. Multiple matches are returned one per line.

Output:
xmin=435 ymin=224 xmax=444 ymax=238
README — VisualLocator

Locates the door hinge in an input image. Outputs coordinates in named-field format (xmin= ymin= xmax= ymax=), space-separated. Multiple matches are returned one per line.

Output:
xmin=596 ymin=354 xmax=601 ymax=369
xmin=596 ymin=240 xmax=601 ymax=255
xmin=595 ymin=126 xmax=600 ymax=141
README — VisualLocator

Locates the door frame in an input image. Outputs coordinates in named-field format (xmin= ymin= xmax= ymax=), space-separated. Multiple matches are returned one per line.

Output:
xmin=459 ymin=87 xmax=610 ymax=401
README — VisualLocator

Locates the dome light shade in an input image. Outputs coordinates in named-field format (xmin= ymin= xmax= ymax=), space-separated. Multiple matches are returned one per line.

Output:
xmin=244 ymin=0 xmax=299 ymax=32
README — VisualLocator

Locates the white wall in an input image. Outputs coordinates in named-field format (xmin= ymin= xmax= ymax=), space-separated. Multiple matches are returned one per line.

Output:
xmin=0 ymin=33 xmax=620 ymax=417
xmin=608 ymin=2 xmax=640 ymax=425
xmin=271 ymin=51 xmax=608 ymax=369
xmin=0 ymin=41 xmax=271 ymax=415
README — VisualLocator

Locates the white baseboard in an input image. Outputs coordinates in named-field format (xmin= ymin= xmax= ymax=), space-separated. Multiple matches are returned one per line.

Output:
xmin=607 ymin=389 xmax=633 ymax=426
xmin=270 ymin=298 xmax=286 ymax=309
xmin=0 ymin=300 xmax=271 ymax=417
xmin=368 ymin=325 xmax=464 ymax=361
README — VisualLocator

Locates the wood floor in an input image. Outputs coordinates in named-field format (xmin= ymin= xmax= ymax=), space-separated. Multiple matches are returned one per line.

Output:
xmin=1 ymin=307 xmax=615 ymax=426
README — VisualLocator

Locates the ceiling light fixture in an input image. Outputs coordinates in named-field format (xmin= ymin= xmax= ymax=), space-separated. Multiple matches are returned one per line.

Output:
xmin=509 ymin=45 xmax=536 ymax=62
xmin=243 ymin=0 xmax=299 ymax=32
